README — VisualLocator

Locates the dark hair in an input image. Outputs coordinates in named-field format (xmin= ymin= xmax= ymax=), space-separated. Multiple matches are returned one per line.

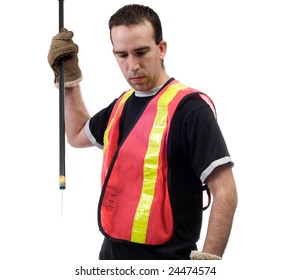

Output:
xmin=109 ymin=4 xmax=163 ymax=44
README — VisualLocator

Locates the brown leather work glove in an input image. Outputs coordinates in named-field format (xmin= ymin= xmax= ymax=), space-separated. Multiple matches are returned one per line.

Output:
xmin=190 ymin=250 xmax=222 ymax=260
xmin=48 ymin=28 xmax=82 ymax=88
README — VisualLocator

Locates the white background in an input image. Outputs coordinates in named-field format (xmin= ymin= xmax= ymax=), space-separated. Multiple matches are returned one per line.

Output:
xmin=1 ymin=0 xmax=289 ymax=279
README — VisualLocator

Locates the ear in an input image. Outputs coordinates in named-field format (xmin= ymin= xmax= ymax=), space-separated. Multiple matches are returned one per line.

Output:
xmin=158 ymin=40 xmax=167 ymax=60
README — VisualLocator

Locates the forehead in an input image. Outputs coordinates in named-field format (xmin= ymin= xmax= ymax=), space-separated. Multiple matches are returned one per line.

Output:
xmin=111 ymin=21 xmax=155 ymax=50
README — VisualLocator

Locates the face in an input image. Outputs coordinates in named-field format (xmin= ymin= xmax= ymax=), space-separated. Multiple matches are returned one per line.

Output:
xmin=111 ymin=21 xmax=168 ymax=91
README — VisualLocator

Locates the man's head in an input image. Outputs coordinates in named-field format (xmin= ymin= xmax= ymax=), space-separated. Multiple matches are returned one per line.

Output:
xmin=109 ymin=4 xmax=169 ymax=91
xmin=109 ymin=4 xmax=163 ymax=45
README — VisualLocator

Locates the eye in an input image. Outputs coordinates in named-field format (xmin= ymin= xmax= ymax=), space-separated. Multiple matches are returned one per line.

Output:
xmin=114 ymin=50 xmax=128 ymax=59
xmin=118 ymin=53 xmax=128 ymax=59
xmin=136 ymin=50 xmax=148 ymax=57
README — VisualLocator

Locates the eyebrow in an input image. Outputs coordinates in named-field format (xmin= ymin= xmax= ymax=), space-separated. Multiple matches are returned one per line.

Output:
xmin=113 ymin=46 xmax=151 ymax=55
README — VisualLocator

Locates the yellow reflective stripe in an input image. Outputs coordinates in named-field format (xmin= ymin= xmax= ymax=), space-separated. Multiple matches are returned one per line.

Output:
xmin=103 ymin=89 xmax=134 ymax=154
xmin=131 ymin=83 xmax=188 ymax=243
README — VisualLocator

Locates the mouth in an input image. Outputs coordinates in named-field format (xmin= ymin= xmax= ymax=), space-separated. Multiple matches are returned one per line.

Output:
xmin=129 ymin=76 xmax=144 ymax=84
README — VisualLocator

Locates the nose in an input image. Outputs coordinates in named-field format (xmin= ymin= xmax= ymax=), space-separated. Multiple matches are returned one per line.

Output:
xmin=128 ymin=55 xmax=140 ymax=72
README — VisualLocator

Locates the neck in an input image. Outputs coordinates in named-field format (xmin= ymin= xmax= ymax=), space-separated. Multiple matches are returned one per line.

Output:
xmin=135 ymin=85 xmax=163 ymax=97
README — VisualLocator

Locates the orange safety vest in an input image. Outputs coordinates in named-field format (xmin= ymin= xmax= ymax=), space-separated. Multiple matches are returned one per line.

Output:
xmin=99 ymin=79 xmax=216 ymax=245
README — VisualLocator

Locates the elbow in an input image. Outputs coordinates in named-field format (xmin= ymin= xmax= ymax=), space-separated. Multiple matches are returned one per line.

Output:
xmin=229 ymin=181 xmax=238 ymax=213
xmin=221 ymin=182 xmax=238 ymax=215
xmin=66 ymin=132 xmax=93 ymax=148
xmin=67 ymin=138 xmax=78 ymax=148
xmin=67 ymin=136 xmax=82 ymax=148
xmin=212 ymin=179 xmax=238 ymax=216
xmin=230 ymin=170 xmax=238 ymax=211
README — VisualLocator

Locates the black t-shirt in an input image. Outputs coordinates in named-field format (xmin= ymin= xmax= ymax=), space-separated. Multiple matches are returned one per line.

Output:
xmin=87 ymin=79 xmax=233 ymax=259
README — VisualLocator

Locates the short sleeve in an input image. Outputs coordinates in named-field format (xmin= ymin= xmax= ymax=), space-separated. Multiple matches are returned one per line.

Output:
xmin=181 ymin=98 xmax=233 ymax=183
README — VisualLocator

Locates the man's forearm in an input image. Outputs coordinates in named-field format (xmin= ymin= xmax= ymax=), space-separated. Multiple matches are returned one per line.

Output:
xmin=203 ymin=166 xmax=238 ymax=257
xmin=202 ymin=189 xmax=237 ymax=257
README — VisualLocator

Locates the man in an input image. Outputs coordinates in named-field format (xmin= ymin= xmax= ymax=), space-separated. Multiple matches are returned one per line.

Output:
xmin=48 ymin=4 xmax=237 ymax=260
